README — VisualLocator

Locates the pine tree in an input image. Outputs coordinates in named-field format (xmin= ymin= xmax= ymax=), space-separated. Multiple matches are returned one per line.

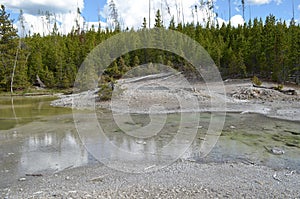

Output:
xmin=287 ymin=20 xmax=300 ymax=81
xmin=142 ymin=17 xmax=147 ymax=29
xmin=133 ymin=55 xmax=140 ymax=66
xmin=154 ymin=10 xmax=163 ymax=28
xmin=168 ymin=17 xmax=176 ymax=30
xmin=0 ymin=5 xmax=19 ymax=91
xmin=247 ymin=18 xmax=263 ymax=75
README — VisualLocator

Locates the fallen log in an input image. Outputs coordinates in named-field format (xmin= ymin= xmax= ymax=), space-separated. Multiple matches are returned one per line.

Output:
xmin=280 ymin=89 xmax=297 ymax=95
xmin=88 ymin=174 xmax=108 ymax=182
xmin=36 ymin=74 xmax=46 ymax=88
xmin=253 ymin=84 xmax=297 ymax=95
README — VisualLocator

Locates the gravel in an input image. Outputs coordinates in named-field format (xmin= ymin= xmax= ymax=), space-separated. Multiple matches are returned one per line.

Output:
xmin=3 ymin=161 xmax=300 ymax=198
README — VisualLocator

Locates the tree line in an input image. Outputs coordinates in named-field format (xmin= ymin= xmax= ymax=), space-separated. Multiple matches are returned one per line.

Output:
xmin=0 ymin=5 xmax=300 ymax=92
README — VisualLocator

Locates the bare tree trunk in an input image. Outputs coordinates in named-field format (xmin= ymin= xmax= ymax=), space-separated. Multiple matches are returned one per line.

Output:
xmin=149 ymin=0 xmax=151 ymax=28
xmin=11 ymin=97 xmax=18 ymax=123
xmin=11 ymin=39 xmax=21 ymax=94
xmin=195 ymin=5 xmax=199 ymax=24
xmin=10 ymin=46 xmax=19 ymax=123
xmin=164 ymin=0 xmax=171 ymax=17
xmin=175 ymin=0 xmax=179 ymax=24
xmin=242 ymin=0 xmax=245 ymax=20
xmin=161 ymin=0 xmax=164 ymax=26
xmin=210 ymin=0 xmax=214 ymax=26
xmin=292 ymin=0 xmax=295 ymax=20
xmin=228 ymin=0 xmax=231 ymax=21
xmin=181 ymin=0 xmax=185 ymax=25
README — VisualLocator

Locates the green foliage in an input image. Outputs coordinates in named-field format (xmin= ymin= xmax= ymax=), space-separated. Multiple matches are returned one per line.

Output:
xmin=98 ymin=83 xmax=113 ymax=101
xmin=1 ymin=6 xmax=300 ymax=92
xmin=154 ymin=10 xmax=163 ymax=28
xmin=0 ymin=5 xmax=18 ymax=91
xmin=252 ymin=76 xmax=262 ymax=86
xmin=276 ymin=84 xmax=284 ymax=91
xmin=142 ymin=17 xmax=147 ymax=29
xmin=98 ymin=78 xmax=126 ymax=101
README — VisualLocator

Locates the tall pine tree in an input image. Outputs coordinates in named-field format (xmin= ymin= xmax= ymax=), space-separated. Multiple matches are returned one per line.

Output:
xmin=0 ymin=5 xmax=19 ymax=91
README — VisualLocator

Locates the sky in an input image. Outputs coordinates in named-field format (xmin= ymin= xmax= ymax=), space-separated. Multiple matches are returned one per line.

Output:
xmin=0 ymin=0 xmax=299 ymax=35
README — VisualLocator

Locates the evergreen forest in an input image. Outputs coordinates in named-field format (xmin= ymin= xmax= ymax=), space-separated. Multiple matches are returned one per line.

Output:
xmin=1 ymin=4 xmax=300 ymax=92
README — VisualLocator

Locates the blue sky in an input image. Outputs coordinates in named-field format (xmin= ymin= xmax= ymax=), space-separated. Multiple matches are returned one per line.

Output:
xmin=0 ymin=0 xmax=299 ymax=34
xmin=81 ymin=0 xmax=299 ymax=23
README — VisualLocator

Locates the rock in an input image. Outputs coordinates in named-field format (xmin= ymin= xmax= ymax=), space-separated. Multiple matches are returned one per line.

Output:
xmin=241 ymin=111 xmax=249 ymax=114
xmin=270 ymin=147 xmax=285 ymax=155
xmin=18 ymin=178 xmax=26 ymax=181
xmin=33 ymin=191 xmax=43 ymax=195
xmin=68 ymin=190 xmax=77 ymax=194
xmin=136 ymin=140 xmax=146 ymax=145
xmin=264 ymin=146 xmax=285 ymax=155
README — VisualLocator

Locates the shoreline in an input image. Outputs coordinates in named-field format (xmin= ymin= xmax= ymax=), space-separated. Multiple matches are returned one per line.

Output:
xmin=51 ymin=77 xmax=300 ymax=122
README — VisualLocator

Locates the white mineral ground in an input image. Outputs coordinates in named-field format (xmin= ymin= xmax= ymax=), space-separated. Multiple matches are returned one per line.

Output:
xmin=52 ymin=73 xmax=300 ymax=121
xmin=6 ymin=74 xmax=299 ymax=198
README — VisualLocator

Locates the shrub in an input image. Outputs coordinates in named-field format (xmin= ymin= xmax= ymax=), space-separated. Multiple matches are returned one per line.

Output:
xmin=98 ymin=83 xmax=113 ymax=101
xmin=276 ymin=84 xmax=284 ymax=91
xmin=252 ymin=76 xmax=262 ymax=86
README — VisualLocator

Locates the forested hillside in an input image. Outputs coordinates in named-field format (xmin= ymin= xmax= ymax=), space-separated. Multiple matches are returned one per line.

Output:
xmin=0 ymin=5 xmax=300 ymax=92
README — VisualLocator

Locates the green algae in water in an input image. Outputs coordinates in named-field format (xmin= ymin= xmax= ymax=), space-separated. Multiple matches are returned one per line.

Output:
xmin=203 ymin=113 xmax=300 ymax=171
xmin=0 ymin=96 xmax=72 ymax=130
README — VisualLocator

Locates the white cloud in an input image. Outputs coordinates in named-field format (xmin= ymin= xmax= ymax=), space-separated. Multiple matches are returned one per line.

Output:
xmin=247 ymin=0 xmax=271 ymax=5
xmin=101 ymin=0 xmax=217 ymax=29
xmin=1 ymin=0 xmax=248 ymax=35
xmin=1 ymin=0 xmax=86 ymax=35
xmin=230 ymin=15 xmax=244 ymax=27
xmin=0 ymin=0 xmax=84 ymax=15
xmin=298 ymin=4 xmax=300 ymax=10
xmin=274 ymin=0 xmax=282 ymax=5
xmin=216 ymin=17 xmax=227 ymax=26
xmin=247 ymin=0 xmax=283 ymax=5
